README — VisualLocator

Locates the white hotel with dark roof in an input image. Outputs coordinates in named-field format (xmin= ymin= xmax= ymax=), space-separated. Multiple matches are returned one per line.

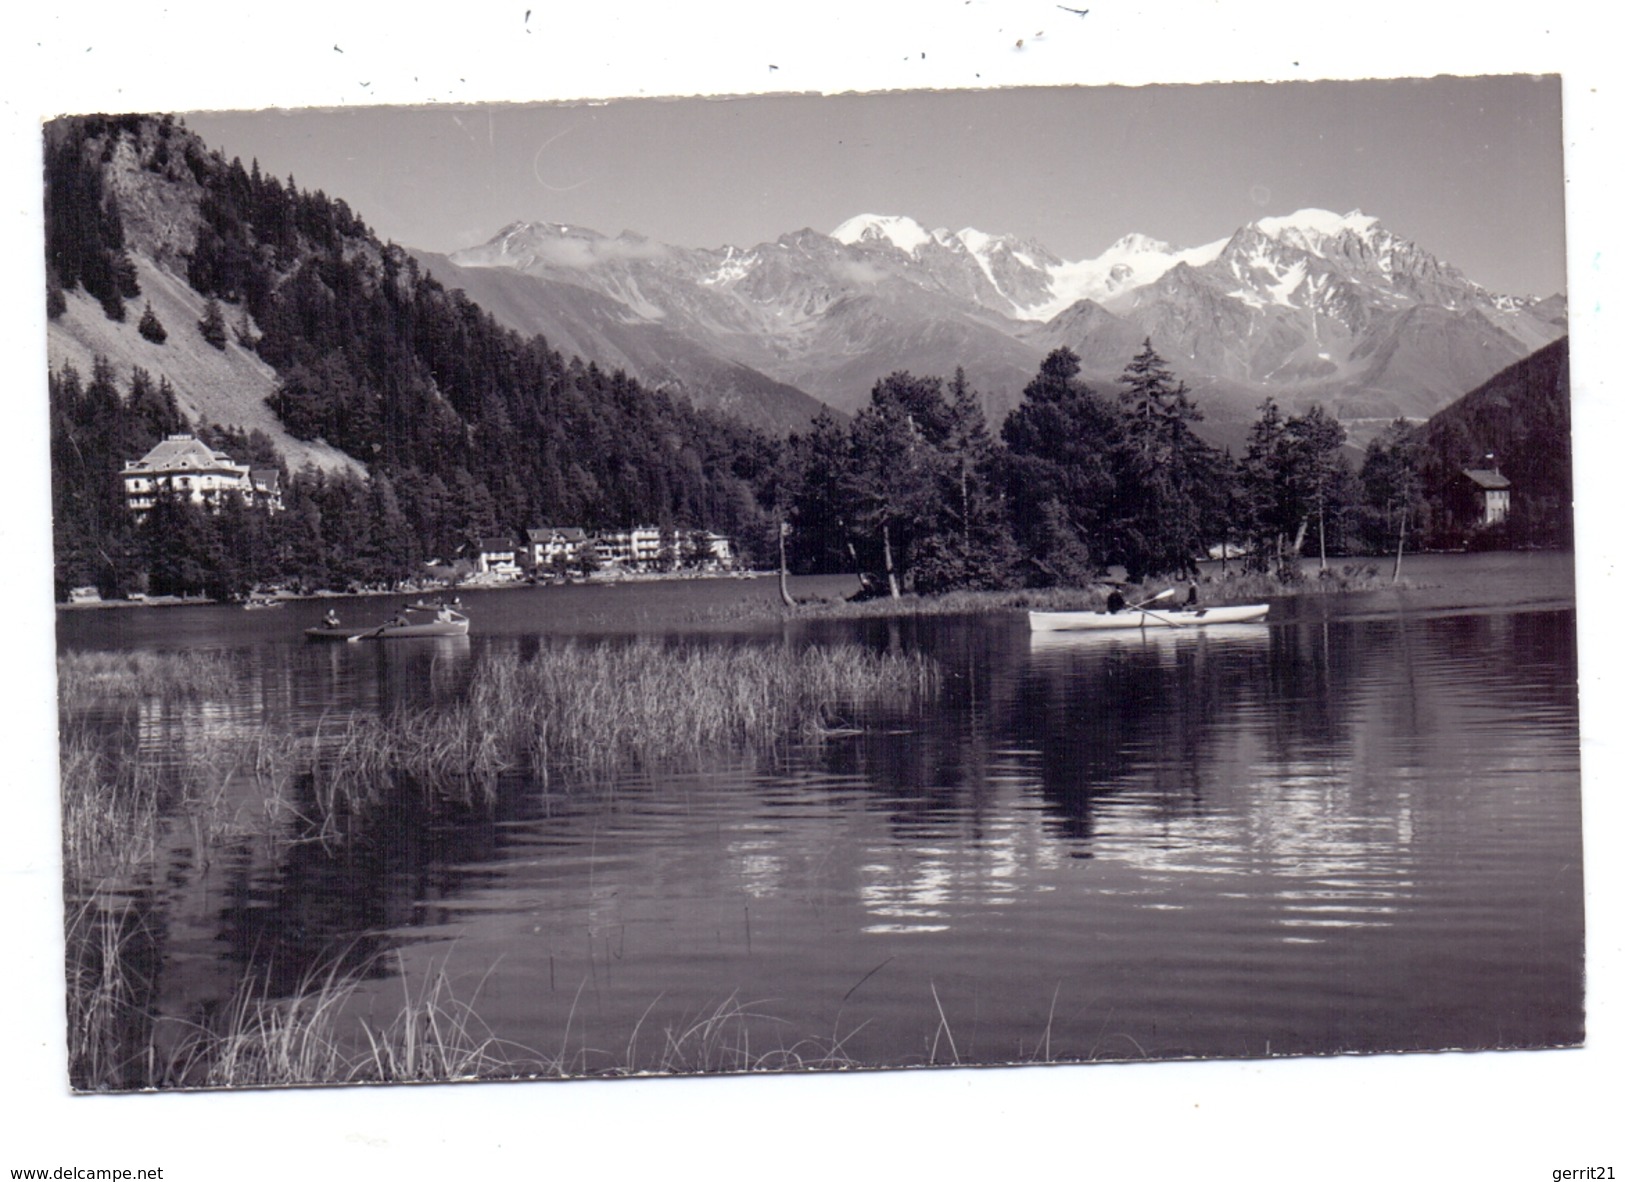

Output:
xmin=121 ymin=434 xmax=282 ymax=519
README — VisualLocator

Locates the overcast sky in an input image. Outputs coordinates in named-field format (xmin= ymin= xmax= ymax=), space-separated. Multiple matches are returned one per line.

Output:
xmin=184 ymin=75 xmax=1566 ymax=298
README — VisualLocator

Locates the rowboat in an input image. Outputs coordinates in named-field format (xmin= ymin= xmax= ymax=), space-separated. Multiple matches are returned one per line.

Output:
xmin=1030 ymin=622 xmax=1269 ymax=655
xmin=304 ymin=609 xmax=470 ymax=642
xmin=1028 ymin=603 xmax=1269 ymax=632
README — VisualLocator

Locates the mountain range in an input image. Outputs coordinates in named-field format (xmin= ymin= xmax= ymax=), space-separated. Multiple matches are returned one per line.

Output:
xmin=426 ymin=207 xmax=1567 ymax=445
xmin=44 ymin=111 xmax=1566 ymax=455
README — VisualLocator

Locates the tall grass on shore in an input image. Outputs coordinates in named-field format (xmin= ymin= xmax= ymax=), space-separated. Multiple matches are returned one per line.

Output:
xmin=57 ymin=649 xmax=237 ymax=707
xmin=144 ymin=959 xmax=860 ymax=1087
xmin=64 ymin=898 xmax=159 ymax=1091
xmin=164 ymin=956 xmax=540 ymax=1088
xmin=469 ymin=642 xmax=938 ymax=777
xmin=620 ymin=991 xmax=862 ymax=1076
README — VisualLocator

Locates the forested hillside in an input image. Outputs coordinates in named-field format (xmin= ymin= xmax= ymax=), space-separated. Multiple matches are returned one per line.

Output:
xmin=1416 ymin=336 xmax=1571 ymax=548
xmin=46 ymin=114 xmax=782 ymax=597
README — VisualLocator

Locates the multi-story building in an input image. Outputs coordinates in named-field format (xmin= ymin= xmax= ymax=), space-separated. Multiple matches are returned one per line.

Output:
xmin=593 ymin=526 xmax=664 ymax=568
xmin=527 ymin=524 xmax=739 ymax=573
xmin=524 ymin=526 xmax=590 ymax=568
xmin=121 ymin=434 xmax=282 ymax=519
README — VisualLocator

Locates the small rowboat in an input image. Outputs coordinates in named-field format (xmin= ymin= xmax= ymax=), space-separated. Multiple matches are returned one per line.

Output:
xmin=304 ymin=610 xmax=470 ymax=642
xmin=1030 ymin=622 xmax=1269 ymax=654
xmin=1028 ymin=603 xmax=1269 ymax=632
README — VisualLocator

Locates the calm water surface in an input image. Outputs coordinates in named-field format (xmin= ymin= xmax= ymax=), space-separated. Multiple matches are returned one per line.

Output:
xmin=58 ymin=553 xmax=1583 ymax=1074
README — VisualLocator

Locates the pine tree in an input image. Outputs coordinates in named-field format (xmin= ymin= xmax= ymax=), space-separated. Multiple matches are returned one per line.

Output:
xmin=1359 ymin=418 xmax=1422 ymax=579
xmin=232 ymin=307 xmax=258 ymax=349
xmin=1112 ymin=340 xmax=1222 ymax=580
xmin=1001 ymin=348 xmax=1120 ymax=585
xmin=909 ymin=368 xmax=1014 ymax=593
xmin=137 ymin=301 xmax=167 ymax=343
xmin=785 ymin=412 xmax=856 ymax=575
xmin=198 ymin=297 xmax=227 ymax=349
xmin=1241 ymin=399 xmax=1349 ymax=575
xmin=842 ymin=371 xmax=956 ymax=597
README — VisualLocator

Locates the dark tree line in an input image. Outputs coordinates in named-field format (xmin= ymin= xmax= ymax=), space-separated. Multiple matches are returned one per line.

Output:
xmin=779 ymin=342 xmax=1383 ymax=594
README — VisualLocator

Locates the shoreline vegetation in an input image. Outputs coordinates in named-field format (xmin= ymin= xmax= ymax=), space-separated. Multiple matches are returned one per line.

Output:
xmin=59 ymin=641 xmax=940 ymax=1089
xmin=770 ymin=562 xmax=1422 ymax=622
xmin=55 ymin=557 xmax=1430 ymax=613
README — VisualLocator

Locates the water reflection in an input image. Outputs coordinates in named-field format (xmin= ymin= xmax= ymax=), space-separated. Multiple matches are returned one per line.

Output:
xmin=55 ymin=561 xmax=1585 ymax=1079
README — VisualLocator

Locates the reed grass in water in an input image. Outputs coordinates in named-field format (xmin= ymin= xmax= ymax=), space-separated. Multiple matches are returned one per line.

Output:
xmin=302 ymin=641 xmax=939 ymax=802
xmin=140 ymin=955 xmax=529 ymax=1088
xmin=155 ymin=966 xmax=864 ymax=1087
xmin=59 ymin=640 xmax=937 ymax=1086
xmin=57 ymin=650 xmax=237 ymax=705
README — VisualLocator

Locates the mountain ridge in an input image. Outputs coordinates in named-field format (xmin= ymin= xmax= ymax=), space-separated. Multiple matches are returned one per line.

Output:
xmin=445 ymin=207 xmax=1565 ymax=441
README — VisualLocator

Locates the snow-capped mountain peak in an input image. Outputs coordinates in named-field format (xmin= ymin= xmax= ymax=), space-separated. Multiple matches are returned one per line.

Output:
xmin=436 ymin=204 xmax=1564 ymax=438
xmin=830 ymin=213 xmax=934 ymax=254
xmin=1104 ymin=231 xmax=1176 ymax=256
xmin=1252 ymin=208 xmax=1381 ymax=252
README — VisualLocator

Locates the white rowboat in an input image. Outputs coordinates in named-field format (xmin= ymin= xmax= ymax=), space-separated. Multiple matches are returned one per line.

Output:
xmin=1028 ymin=604 xmax=1269 ymax=632
xmin=305 ymin=609 xmax=470 ymax=642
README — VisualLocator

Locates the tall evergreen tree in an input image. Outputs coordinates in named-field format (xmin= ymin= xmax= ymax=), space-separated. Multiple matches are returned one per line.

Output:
xmin=842 ymin=372 xmax=954 ymax=597
xmin=1001 ymin=348 xmax=1120 ymax=586
xmin=786 ymin=411 xmax=860 ymax=575
xmin=197 ymin=297 xmax=228 ymax=349
xmin=1359 ymin=418 xmax=1423 ymax=577
xmin=1241 ymin=399 xmax=1350 ymax=574
xmin=137 ymin=301 xmax=167 ymax=344
xmin=138 ymin=487 xmax=222 ymax=598
xmin=1112 ymin=340 xmax=1224 ymax=580
xmin=910 ymin=368 xmax=1014 ymax=593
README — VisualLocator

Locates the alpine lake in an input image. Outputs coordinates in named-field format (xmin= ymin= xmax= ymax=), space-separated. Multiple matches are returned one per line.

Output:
xmin=54 ymin=550 xmax=1583 ymax=1088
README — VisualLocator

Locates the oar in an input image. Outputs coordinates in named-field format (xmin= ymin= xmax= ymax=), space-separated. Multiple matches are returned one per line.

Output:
xmin=1129 ymin=588 xmax=1187 ymax=628
xmin=1127 ymin=587 xmax=1177 ymax=612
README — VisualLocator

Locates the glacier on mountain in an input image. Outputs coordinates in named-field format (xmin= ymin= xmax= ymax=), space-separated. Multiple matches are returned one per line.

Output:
xmin=442 ymin=205 xmax=1564 ymax=436
xmin=830 ymin=213 xmax=934 ymax=253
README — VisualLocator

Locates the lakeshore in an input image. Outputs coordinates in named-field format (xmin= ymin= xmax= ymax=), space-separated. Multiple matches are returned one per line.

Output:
xmin=52 ymin=549 xmax=1580 ymax=1088
xmin=57 ymin=551 xmax=1447 ymax=614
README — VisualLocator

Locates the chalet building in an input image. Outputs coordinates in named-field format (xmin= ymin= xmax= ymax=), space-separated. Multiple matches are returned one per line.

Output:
xmin=121 ymin=434 xmax=282 ymax=519
xmin=524 ymin=526 xmax=589 ymax=568
xmin=1461 ymin=462 xmax=1512 ymax=526
xmin=691 ymin=531 xmax=736 ymax=570
xmin=474 ymin=537 xmax=522 ymax=579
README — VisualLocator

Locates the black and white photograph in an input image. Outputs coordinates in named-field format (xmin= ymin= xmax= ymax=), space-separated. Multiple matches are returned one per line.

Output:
xmin=4 ymin=2 xmax=1617 ymax=1178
